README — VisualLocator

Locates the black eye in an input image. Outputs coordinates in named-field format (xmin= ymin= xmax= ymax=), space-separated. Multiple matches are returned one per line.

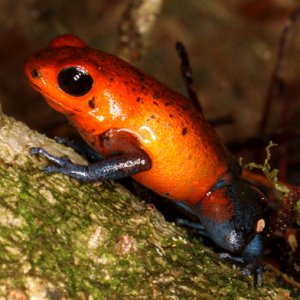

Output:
xmin=58 ymin=67 xmax=93 ymax=96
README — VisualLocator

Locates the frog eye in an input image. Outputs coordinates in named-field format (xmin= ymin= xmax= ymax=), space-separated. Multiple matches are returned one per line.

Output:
xmin=58 ymin=66 xmax=93 ymax=96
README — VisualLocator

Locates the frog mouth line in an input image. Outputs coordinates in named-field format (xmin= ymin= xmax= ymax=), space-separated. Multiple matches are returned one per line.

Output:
xmin=28 ymin=80 xmax=42 ymax=92
xmin=28 ymin=80 xmax=65 ymax=110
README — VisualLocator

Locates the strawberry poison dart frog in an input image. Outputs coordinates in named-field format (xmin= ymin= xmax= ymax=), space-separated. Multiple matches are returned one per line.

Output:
xmin=25 ymin=35 xmax=265 ymax=284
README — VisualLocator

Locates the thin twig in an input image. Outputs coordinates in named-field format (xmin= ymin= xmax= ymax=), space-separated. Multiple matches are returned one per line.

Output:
xmin=175 ymin=42 xmax=202 ymax=112
xmin=258 ymin=5 xmax=300 ymax=136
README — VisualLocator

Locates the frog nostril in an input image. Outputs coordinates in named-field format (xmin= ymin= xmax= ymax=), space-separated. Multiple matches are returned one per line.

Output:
xmin=31 ymin=69 xmax=40 ymax=78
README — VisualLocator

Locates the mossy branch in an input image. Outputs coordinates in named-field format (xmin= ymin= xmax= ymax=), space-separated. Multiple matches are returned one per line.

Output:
xmin=0 ymin=108 xmax=296 ymax=299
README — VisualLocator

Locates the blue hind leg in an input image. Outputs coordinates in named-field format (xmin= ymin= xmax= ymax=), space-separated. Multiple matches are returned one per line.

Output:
xmin=171 ymin=201 xmax=209 ymax=237
xmin=175 ymin=218 xmax=209 ymax=237
xmin=220 ymin=233 xmax=263 ymax=286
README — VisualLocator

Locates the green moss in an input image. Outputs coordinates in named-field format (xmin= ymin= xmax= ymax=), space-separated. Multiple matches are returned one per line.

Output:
xmin=0 ymin=161 xmax=296 ymax=299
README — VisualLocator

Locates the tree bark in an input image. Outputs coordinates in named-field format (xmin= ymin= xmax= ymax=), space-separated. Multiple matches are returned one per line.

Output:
xmin=0 ymin=108 xmax=296 ymax=299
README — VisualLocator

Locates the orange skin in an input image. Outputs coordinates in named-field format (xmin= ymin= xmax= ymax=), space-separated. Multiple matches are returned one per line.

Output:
xmin=25 ymin=35 xmax=267 ymax=283
xmin=25 ymin=34 xmax=233 ymax=205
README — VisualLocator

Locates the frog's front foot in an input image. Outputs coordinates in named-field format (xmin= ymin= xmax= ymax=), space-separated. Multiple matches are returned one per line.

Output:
xmin=30 ymin=147 xmax=72 ymax=169
xmin=29 ymin=146 xmax=86 ymax=178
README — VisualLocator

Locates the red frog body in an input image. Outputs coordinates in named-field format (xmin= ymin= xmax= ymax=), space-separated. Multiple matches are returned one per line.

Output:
xmin=25 ymin=35 xmax=265 ymax=284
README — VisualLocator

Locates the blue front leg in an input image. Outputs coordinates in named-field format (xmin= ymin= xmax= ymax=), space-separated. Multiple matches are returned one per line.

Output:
xmin=30 ymin=147 xmax=151 ymax=181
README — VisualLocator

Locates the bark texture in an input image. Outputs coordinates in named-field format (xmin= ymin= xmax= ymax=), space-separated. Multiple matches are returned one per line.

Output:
xmin=0 ymin=108 xmax=297 ymax=299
